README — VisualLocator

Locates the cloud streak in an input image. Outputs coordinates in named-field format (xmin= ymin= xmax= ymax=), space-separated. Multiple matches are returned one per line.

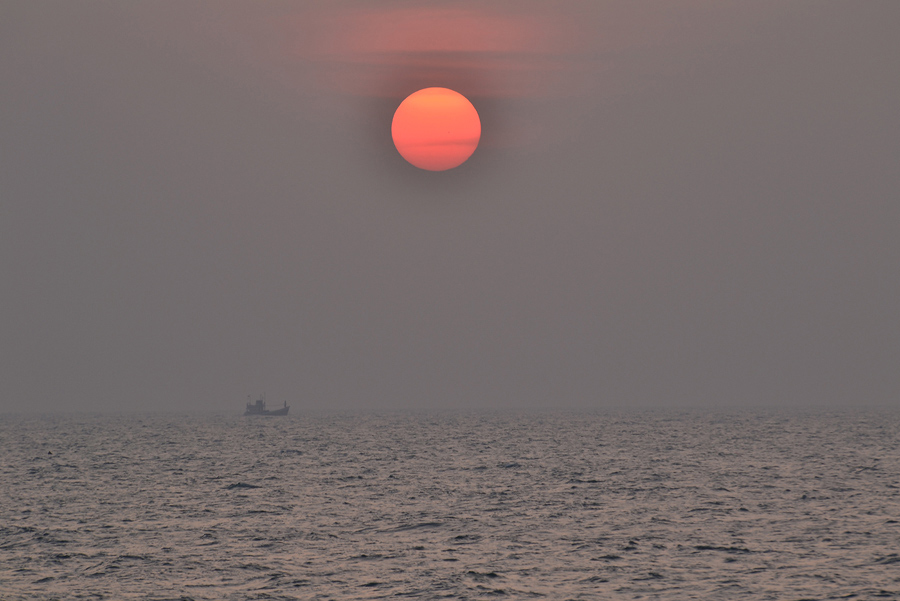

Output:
xmin=285 ymin=4 xmax=587 ymax=100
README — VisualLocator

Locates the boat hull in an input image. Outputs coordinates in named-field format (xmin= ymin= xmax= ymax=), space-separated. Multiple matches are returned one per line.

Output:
xmin=244 ymin=406 xmax=289 ymax=416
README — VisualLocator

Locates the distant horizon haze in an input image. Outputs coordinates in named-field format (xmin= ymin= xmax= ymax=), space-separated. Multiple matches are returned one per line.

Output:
xmin=2 ymin=1 xmax=898 ymax=413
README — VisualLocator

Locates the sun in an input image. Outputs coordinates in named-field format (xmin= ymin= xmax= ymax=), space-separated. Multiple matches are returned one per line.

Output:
xmin=391 ymin=88 xmax=481 ymax=171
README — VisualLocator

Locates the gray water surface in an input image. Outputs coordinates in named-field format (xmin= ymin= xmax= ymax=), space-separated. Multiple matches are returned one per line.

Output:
xmin=2 ymin=411 xmax=898 ymax=599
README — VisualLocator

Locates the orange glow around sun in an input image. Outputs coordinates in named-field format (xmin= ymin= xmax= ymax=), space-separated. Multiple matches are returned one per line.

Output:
xmin=391 ymin=88 xmax=481 ymax=171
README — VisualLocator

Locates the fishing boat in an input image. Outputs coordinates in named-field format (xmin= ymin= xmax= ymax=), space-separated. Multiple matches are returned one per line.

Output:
xmin=243 ymin=395 xmax=289 ymax=416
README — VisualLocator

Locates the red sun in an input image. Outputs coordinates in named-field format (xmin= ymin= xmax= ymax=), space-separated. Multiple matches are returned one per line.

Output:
xmin=391 ymin=88 xmax=481 ymax=171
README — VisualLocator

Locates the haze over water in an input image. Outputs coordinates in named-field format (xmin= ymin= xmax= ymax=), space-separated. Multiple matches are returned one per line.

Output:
xmin=3 ymin=411 xmax=898 ymax=599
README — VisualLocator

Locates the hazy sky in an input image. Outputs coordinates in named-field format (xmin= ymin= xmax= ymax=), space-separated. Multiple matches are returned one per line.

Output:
xmin=3 ymin=1 xmax=898 ymax=413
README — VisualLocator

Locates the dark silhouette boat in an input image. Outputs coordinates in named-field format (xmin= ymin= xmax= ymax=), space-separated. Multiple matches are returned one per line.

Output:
xmin=244 ymin=395 xmax=289 ymax=416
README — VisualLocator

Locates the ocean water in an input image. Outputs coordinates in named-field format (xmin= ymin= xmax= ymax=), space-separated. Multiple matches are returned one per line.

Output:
xmin=1 ymin=411 xmax=898 ymax=600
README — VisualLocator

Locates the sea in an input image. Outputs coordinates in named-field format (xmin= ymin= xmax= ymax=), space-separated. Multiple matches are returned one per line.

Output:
xmin=1 ymin=410 xmax=898 ymax=600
